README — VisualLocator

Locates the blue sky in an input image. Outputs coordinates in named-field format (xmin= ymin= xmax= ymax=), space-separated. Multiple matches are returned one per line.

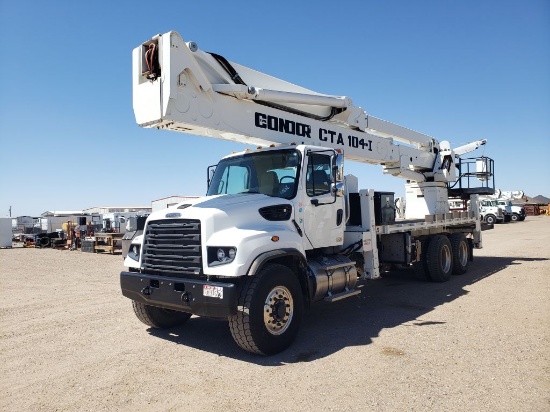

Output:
xmin=1 ymin=0 xmax=548 ymax=217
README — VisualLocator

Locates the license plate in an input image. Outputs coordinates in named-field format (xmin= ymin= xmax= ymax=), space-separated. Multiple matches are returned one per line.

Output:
xmin=203 ymin=285 xmax=223 ymax=299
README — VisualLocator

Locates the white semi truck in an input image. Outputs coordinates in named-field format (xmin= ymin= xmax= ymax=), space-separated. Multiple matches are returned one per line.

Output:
xmin=121 ymin=31 xmax=495 ymax=355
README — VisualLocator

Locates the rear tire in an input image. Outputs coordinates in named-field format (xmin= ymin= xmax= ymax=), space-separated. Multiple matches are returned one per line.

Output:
xmin=426 ymin=235 xmax=453 ymax=282
xmin=449 ymin=233 xmax=470 ymax=275
xmin=132 ymin=301 xmax=191 ymax=328
xmin=412 ymin=237 xmax=431 ymax=281
xmin=229 ymin=263 xmax=303 ymax=355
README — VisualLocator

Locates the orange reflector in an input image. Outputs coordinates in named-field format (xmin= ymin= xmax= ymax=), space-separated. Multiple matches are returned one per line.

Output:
xmin=271 ymin=236 xmax=279 ymax=242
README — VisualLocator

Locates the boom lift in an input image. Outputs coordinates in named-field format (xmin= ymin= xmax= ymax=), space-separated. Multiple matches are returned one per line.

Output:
xmin=121 ymin=31 xmax=494 ymax=355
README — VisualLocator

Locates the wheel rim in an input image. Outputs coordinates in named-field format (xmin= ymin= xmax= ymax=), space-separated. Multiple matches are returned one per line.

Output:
xmin=458 ymin=241 xmax=468 ymax=267
xmin=263 ymin=286 xmax=294 ymax=335
xmin=441 ymin=244 xmax=452 ymax=273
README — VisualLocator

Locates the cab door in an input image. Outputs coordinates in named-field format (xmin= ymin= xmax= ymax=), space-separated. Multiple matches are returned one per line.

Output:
xmin=301 ymin=151 xmax=344 ymax=249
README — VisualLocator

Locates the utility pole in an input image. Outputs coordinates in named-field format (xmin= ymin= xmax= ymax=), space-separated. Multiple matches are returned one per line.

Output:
xmin=9 ymin=206 xmax=11 ymax=217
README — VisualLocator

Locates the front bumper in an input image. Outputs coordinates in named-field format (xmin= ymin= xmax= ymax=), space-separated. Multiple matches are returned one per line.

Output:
xmin=120 ymin=271 xmax=237 ymax=318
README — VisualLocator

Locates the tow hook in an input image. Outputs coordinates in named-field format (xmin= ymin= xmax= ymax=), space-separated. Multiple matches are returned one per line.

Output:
xmin=141 ymin=286 xmax=152 ymax=296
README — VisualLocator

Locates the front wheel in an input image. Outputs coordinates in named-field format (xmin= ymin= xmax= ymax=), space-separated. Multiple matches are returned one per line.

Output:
xmin=484 ymin=214 xmax=496 ymax=225
xmin=229 ymin=263 xmax=304 ymax=355
xmin=511 ymin=213 xmax=519 ymax=222
xmin=132 ymin=301 xmax=191 ymax=328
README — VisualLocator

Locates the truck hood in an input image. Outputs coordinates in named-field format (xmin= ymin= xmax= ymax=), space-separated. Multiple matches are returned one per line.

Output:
xmin=147 ymin=193 xmax=293 ymax=229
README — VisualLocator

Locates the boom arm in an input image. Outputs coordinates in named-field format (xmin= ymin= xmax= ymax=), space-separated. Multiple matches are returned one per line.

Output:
xmin=133 ymin=31 xmax=483 ymax=183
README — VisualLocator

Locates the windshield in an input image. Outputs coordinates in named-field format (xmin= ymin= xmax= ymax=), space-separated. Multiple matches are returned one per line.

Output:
xmin=207 ymin=149 xmax=301 ymax=200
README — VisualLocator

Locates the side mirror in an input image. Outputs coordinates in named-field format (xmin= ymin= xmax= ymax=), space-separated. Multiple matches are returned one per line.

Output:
xmin=331 ymin=152 xmax=345 ymax=197
xmin=207 ymin=165 xmax=217 ymax=189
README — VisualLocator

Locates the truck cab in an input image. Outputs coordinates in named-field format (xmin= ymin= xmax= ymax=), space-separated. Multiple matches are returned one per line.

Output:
xmin=496 ymin=199 xmax=526 ymax=222
xmin=479 ymin=199 xmax=506 ymax=224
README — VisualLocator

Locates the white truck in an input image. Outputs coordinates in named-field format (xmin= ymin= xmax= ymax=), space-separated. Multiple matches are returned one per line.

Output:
xmin=479 ymin=190 xmax=526 ymax=222
xmin=479 ymin=199 xmax=507 ymax=224
xmin=498 ymin=200 xmax=526 ymax=222
xmin=121 ymin=30 xmax=495 ymax=355
xmin=449 ymin=198 xmax=505 ymax=225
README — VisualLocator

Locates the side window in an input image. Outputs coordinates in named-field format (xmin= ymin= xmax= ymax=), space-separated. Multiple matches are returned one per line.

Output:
xmin=306 ymin=153 xmax=331 ymax=197
xmin=212 ymin=165 xmax=249 ymax=194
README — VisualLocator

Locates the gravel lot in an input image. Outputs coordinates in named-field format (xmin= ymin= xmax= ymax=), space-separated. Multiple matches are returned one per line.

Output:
xmin=1 ymin=216 xmax=549 ymax=412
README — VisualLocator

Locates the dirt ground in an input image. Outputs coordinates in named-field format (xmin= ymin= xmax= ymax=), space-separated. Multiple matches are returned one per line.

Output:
xmin=1 ymin=216 xmax=549 ymax=412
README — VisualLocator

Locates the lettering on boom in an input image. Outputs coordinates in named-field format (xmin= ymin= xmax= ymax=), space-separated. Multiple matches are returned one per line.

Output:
xmin=254 ymin=112 xmax=373 ymax=151
xmin=255 ymin=112 xmax=312 ymax=138
xmin=319 ymin=128 xmax=373 ymax=151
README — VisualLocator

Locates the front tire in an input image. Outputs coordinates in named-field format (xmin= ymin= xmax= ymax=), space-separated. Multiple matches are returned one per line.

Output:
xmin=132 ymin=301 xmax=191 ymax=328
xmin=229 ymin=263 xmax=304 ymax=355
xmin=511 ymin=213 xmax=519 ymax=222
xmin=484 ymin=214 xmax=496 ymax=225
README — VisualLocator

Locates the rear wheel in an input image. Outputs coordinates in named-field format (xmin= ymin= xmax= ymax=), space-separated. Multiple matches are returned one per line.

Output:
xmin=412 ymin=237 xmax=430 ymax=281
xmin=449 ymin=233 xmax=470 ymax=275
xmin=229 ymin=263 xmax=303 ymax=355
xmin=426 ymin=235 xmax=453 ymax=282
xmin=132 ymin=301 xmax=191 ymax=328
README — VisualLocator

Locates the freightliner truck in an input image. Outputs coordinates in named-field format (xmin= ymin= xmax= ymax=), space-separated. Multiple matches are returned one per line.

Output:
xmin=121 ymin=30 xmax=496 ymax=355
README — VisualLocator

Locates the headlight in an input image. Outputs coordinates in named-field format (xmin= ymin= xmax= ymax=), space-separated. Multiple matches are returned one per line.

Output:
xmin=127 ymin=244 xmax=141 ymax=262
xmin=208 ymin=246 xmax=237 ymax=267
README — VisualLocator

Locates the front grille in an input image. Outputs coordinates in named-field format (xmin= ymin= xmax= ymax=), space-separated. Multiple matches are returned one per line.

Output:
xmin=142 ymin=219 xmax=202 ymax=277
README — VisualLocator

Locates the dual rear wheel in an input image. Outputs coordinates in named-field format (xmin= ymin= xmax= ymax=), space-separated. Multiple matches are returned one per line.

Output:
xmin=414 ymin=233 xmax=470 ymax=282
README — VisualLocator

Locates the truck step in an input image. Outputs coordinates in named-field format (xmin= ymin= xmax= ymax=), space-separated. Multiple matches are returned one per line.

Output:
xmin=324 ymin=289 xmax=361 ymax=303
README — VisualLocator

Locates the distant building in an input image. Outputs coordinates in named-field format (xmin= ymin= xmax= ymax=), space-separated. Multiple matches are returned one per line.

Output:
xmin=41 ymin=210 xmax=87 ymax=217
xmin=151 ymin=196 xmax=200 ymax=212
xmin=38 ymin=211 xmax=99 ymax=232
xmin=82 ymin=206 xmax=152 ymax=215
xmin=12 ymin=216 xmax=39 ymax=234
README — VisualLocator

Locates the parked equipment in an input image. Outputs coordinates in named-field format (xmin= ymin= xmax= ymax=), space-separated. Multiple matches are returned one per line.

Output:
xmin=0 ymin=218 xmax=12 ymax=248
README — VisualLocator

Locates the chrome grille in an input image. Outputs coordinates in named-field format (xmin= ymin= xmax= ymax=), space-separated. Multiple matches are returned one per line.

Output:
xmin=142 ymin=219 xmax=202 ymax=277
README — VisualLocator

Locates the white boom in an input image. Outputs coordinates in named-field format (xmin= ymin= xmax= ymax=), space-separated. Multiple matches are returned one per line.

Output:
xmin=485 ymin=189 xmax=525 ymax=200
xmin=133 ymin=31 xmax=485 ymax=184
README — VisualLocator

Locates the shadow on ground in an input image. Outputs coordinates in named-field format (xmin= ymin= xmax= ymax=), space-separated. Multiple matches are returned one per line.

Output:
xmin=146 ymin=255 xmax=548 ymax=364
